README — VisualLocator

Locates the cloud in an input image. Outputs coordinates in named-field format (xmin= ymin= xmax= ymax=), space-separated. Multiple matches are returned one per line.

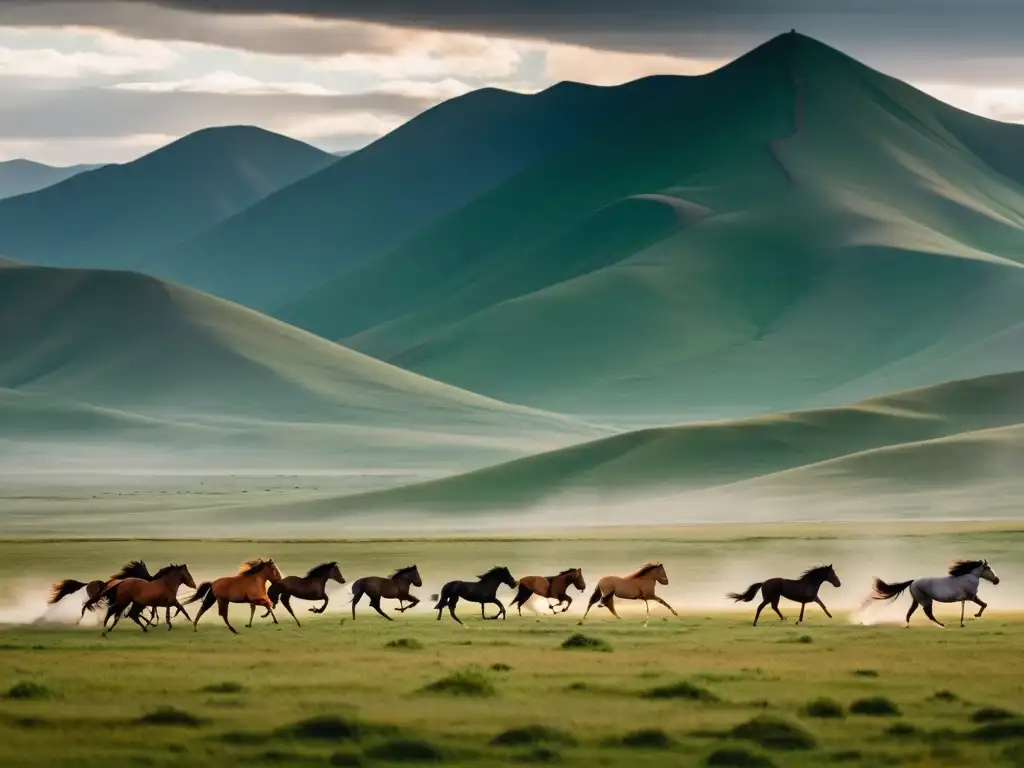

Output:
xmin=111 ymin=71 xmax=337 ymax=95
xmin=916 ymin=83 xmax=1024 ymax=124
xmin=0 ymin=32 xmax=178 ymax=78
xmin=544 ymin=44 xmax=724 ymax=86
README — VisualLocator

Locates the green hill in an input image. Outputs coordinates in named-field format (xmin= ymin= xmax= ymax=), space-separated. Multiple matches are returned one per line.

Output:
xmin=0 ymin=265 xmax=601 ymax=472
xmin=273 ymin=33 xmax=1024 ymax=423
xmin=146 ymin=81 xmax=697 ymax=310
xmin=0 ymin=127 xmax=335 ymax=269
xmin=297 ymin=371 xmax=1024 ymax=513
xmin=0 ymin=159 xmax=104 ymax=200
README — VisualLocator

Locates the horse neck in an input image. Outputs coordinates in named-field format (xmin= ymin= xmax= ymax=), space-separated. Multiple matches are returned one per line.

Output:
xmin=158 ymin=571 xmax=184 ymax=591
xmin=391 ymin=574 xmax=412 ymax=593
xmin=800 ymin=573 xmax=828 ymax=589
xmin=479 ymin=574 xmax=505 ymax=592
xmin=549 ymin=574 xmax=569 ymax=594
xmin=951 ymin=572 xmax=980 ymax=587
xmin=240 ymin=570 xmax=269 ymax=588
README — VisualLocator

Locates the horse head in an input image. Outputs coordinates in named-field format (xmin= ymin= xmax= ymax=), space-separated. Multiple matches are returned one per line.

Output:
xmin=265 ymin=559 xmax=283 ymax=583
xmin=653 ymin=563 xmax=668 ymax=585
xmin=180 ymin=564 xmax=197 ymax=590
xmin=826 ymin=564 xmax=841 ymax=588
xmin=409 ymin=565 xmax=423 ymax=588
xmin=329 ymin=563 xmax=346 ymax=585
xmin=980 ymin=559 xmax=1000 ymax=585
xmin=570 ymin=568 xmax=587 ymax=592
xmin=499 ymin=566 xmax=517 ymax=589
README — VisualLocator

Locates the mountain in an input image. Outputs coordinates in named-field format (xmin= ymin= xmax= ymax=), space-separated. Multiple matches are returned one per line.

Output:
xmin=297 ymin=371 xmax=1024 ymax=513
xmin=271 ymin=33 xmax=1024 ymax=424
xmin=0 ymin=126 xmax=336 ymax=270
xmin=145 ymin=81 xmax=687 ymax=310
xmin=0 ymin=159 xmax=104 ymax=200
xmin=0 ymin=265 xmax=600 ymax=472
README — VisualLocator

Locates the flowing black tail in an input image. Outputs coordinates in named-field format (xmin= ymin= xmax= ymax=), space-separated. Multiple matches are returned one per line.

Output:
xmin=726 ymin=582 xmax=764 ymax=602
xmin=48 ymin=579 xmax=88 ymax=605
xmin=267 ymin=581 xmax=283 ymax=609
xmin=183 ymin=582 xmax=212 ymax=605
xmin=431 ymin=585 xmax=451 ymax=609
xmin=871 ymin=578 xmax=913 ymax=602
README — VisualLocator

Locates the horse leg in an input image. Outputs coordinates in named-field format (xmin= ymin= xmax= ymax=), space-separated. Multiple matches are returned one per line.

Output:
xmin=972 ymin=596 xmax=987 ymax=618
xmin=642 ymin=599 xmax=651 ymax=627
xmin=905 ymin=599 xmax=919 ymax=627
xmin=102 ymin=603 xmax=127 ymax=636
xmin=150 ymin=606 xmax=159 ymax=626
xmin=481 ymin=602 xmax=487 ymax=620
xmin=352 ymin=590 xmax=364 ymax=620
xmin=493 ymin=598 xmax=507 ymax=620
xmin=192 ymin=593 xmax=216 ymax=631
xmin=770 ymin=597 xmax=786 ymax=623
xmin=370 ymin=597 xmax=393 ymax=621
xmin=960 ymin=601 xmax=967 ymax=628
xmin=261 ymin=598 xmax=279 ymax=625
xmin=127 ymin=604 xmax=148 ymax=632
xmin=280 ymin=594 xmax=301 ymax=627
xmin=577 ymin=587 xmax=602 ymax=625
xmin=404 ymin=595 xmax=419 ymax=611
xmin=560 ymin=594 xmax=573 ymax=613
xmin=921 ymin=598 xmax=944 ymax=628
xmin=247 ymin=604 xmax=257 ymax=628
xmin=602 ymin=595 xmax=623 ymax=620
xmin=650 ymin=595 xmax=677 ymax=617
xmin=813 ymin=597 xmax=833 ymax=619
xmin=796 ymin=602 xmax=806 ymax=625
xmin=753 ymin=599 xmax=769 ymax=627
xmin=165 ymin=606 xmax=173 ymax=630
xmin=447 ymin=596 xmax=464 ymax=626
xmin=173 ymin=601 xmax=192 ymax=624
xmin=219 ymin=599 xmax=238 ymax=634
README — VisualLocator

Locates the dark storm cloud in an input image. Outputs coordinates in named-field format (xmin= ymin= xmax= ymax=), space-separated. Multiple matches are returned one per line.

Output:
xmin=0 ymin=84 xmax=429 ymax=139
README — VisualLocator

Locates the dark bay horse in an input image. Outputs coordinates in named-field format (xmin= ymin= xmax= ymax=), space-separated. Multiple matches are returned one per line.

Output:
xmin=100 ymin=564 xmax=196 ymax=635
xmin=50 ymin=560 xmax=165 ymax=625
xmin=187 ymin=559 xmax=283 ymax=634
xmin=350 ymin=565 xmax=423 ymax=621
xmin=261 ymin=562 xmax=345 ymax=626
xmin=579 ymin=563 xmax=676 ymax=626
xmin=431 ymin=566 xmax=517 ymax=625
xmin=727 ymin=564 xmax=841 ymax=626
xmin=511 ymin=568 xmax=586 ymax=616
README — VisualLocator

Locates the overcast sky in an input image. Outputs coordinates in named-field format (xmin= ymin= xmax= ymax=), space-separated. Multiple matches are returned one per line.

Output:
xmin=2 ymin=0 xmax=1023 ymax=164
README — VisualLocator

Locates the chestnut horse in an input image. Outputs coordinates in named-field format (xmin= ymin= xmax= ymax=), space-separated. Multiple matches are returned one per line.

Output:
xmin=350 ymin=565 xmax=423 ymax=621
xmin=99 ymin=564 xmax=196 ymax=635
xmin=578 ymin=563 xmax=676 ymax=626
xmin=187 ymin=559 xmax=283 ymax=634
xmin=261 ymin=561 xmax=346 ymax=626
xmin=510 ymin=568 xmax=586 ymax=616
xmin=49 ymin=560 xmax=168 ymax=626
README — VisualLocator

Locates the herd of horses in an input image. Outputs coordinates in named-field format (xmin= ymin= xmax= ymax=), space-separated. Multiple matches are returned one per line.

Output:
xmin=47 ymin=557 xmax=1001 ymax=635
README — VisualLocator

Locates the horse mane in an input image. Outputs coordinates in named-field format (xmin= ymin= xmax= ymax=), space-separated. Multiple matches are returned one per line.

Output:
xmin=109 ymin=560 xmax=149 ymax=580
xmin=627 ymin=563 xmax=662 ymax=579
xmin=949 ymin=560 xmax=985 ymax=577
xmin=391 ymin=565 xmax=418 ymax=579
xmin=556 ymin=568 xmax=578 ymax=577
xmin=478 ymin=565 xmax=509 ymax=580
xmin=238 ymin=559 xmax=269 ymax=575
xmin=305 ymin=561 xmax=337 ymax=579
xmin=800 ymin=564 xmax=833 ymax=581
xmin=152 ymin=563 xmax=184 ymax=580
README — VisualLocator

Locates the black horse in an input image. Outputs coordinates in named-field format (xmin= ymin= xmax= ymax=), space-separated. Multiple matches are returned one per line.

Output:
xmin=726 ymin=564 xmax=841 ymax=626
xmin=431 ymin=566 xmax=517 ymax=625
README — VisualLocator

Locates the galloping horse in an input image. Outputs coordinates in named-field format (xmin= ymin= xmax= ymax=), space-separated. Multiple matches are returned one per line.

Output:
xmin=49 ymin=560 xmax=169 ymax=626
xmin=869 ymin=559 xmax=1000 ymax=627
xmin=579 ymin=563 xmax=676 ymax=626
xmin=432 ymin=566 xmax=517 ymax=625
xmin=261 ymin=561 xmax=345 ymax=626
xmin=350 ymin=565 xmax=423 ymax=621
xmin=99 ymin=564 xmax=196 ymax=635
xmin=510 ymin=568 xmax=586 ymax=616
xmin=727 ymin=564 xmax=842 ymax=626
xmin=187 ymin=559 xmax=283 ymax=634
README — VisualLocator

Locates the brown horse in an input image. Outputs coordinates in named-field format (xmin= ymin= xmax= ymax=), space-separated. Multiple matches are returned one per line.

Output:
xmin=510 ymin=568 xmax=586 ymax=616
xmin=49 ymin=560 xmax=166 ymax=625
xmin=350 ymin=565 xmax=423 ymax=621
xmin=261 ymin=561 xmax=346 ymax=626
xmin=578 ymin=563 xmax=676 ymax=626
xmin=186 ymin=559 xmax=283 ymax=634
xmin=99 ymin=564 xmax=196 ymax=635
xmin=727 ymin=564 xmax=841 ymax=626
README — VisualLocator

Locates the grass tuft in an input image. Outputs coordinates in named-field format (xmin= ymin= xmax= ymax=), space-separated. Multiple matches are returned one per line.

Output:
xmin=851 ymin=669 xmax=879 ymax=678
xmin=385 ymin=637 xmax=423 ymax=650
xmin=642 ymin=681 xmax=718 ymax=702
xmin=514 ymin=746 xmax=562 ymax=763
xmin=365 ymin=738 xmax=442 ymax=762
xmin=971 ymin=706 xmax=1017 ymax=723
xmin=5 ymin=681 xmax=52 ymax=700
xmin=136 ymin=707 xmax=204 ymax=727
xmin=420 ymin=669 xmax=496 ymax=697
xmin=560 ymin=633 xmax=611 ymax=652
xmin=616 ymin=728 xmax=675 ymax=749
xmin=328 ymin=752 xmax=362 ymax=767
xmin=730 ymin=716 xmax=816 ymax=750
xmin=281 ymin=715 xmax=361 ymax=741
xmin=884 ymin=723 xmax=918 ymax=738
xmin=968 ymin=720 xmax=1024 ymax=742
xmin=849 ymin=697 xmax=900 ymax=716
xmin=200 ymin=681 xmax=244 ymax=694
xmin=491 ymin=725 xmax=577 ymax=748
xmin=802 ymin=698 xmax=844 ymax=719
xmin=491 ymin=662 xmax=512 ymax=672
xmin=930 ymin=690 xmax=960 ymax=702
xmin=705 ymin=747 xmax=776 ymax=767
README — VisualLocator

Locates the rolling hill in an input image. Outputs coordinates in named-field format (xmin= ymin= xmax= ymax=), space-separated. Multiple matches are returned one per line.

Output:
xmin=269 ymin=33 xmax=1024 ymax=424
xmin=0 ymin=127 xmax=335 ymax=270
xmin=292 ymin=371 xmax=1024 ymax=514
xmin=0 ymin=159 xmax=104 ymax=200
xmin=145 ymin=80 xmax=695 ymax=310
xmin=0 ymin=264 xmax=601 ymax=472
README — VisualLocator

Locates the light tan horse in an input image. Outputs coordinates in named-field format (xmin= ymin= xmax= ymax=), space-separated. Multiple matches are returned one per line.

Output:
xmin=98 ymin=564 xmax=196 ymax=635
xmin=186 ymin=559 xmax=283 ymax=634
xmin=578 ymin=563 xmax=677 ymax=626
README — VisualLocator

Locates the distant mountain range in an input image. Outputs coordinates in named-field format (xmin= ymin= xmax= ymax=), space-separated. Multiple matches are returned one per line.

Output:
xmin=0 ymin=159 xmax=104 ymax=200
xmin=0 ymin=126 xmax=336 ymax=269
xmin=4 ymin=32 xmax=1023 ymax=514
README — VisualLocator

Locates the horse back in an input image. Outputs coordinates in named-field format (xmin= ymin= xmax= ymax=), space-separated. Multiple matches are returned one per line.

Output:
xmin=517 ymin=575 xmax=550 ymax=596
